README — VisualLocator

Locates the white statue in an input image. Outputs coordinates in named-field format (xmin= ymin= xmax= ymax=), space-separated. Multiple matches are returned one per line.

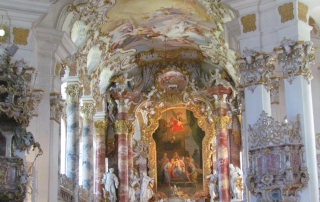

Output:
xmin=206 ymin=170 xmax=218 ymax=201
xmin=140 ymin=172 xmax=154 ymax=202
xmin=229 ymin=164 xmax=243 ymax=200
xmin=101 ymin=168 xmax=119 ymax=202
xmin=145 ymin=86 xmax=157 ymax=102
xmin=129 ymin=170 xmax=140 ymax=202
xmin=139 ymin=107 xmax=149 ymax=126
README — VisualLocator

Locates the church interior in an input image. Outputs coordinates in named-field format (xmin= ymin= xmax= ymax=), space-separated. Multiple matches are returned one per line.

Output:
xmin=1 ymin=0 xmax=320 ymax=201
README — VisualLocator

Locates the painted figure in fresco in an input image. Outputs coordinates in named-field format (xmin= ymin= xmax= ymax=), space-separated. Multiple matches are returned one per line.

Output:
xmin=163 ymin=159 xmax=173 ymax=185
xmin=186 ymin=159 xmax=198 ymax=185
xmin=159 ymin=153 xmax=169 ymax=184
xmin=206 ymin=170 xmax=218 ymax=201
xmin=140 ymin=172 xmax=154 ymax=202
xmin=101 ymin=168 xmax=119 ymax=202
xmin=192 ymin=149 xmax=200 ymax=166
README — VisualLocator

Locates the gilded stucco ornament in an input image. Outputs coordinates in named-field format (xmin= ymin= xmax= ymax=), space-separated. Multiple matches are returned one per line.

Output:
xmin=114 ymin=120 xmax=132 ymax=134
xmin=81 ymin=102 xmax=96 ymax=120
xmin=213 ymin=115 xmax=230 ymax=130
xmin=237 ymin=49 xmax=275 ymax=92
xmin=0 ymin=157 xmax=25 ymax=201
xmin=0 ymin=48 xmax=39 ymax=125
xmin=275 ymin=38 xmax=315 ymax=84
xmin=94 ymin=120 xmax=108 ymax=134
xmin=241 ymin=14 xmax=256 ymax=33
xmin=66 ymin=84 xmax=83 ymax=104
xmin=298 ymin=2 xmax=308 ymax=23
xmin=50 ymin=93 xmax=63 ymax=123
xmin=278 ymin=2 xmax=294 ymax=23
xmin=12 ymin=28 xmax=29 ymax=45
xmin=247 ymin=111 xmax=308 ymax=201
xmin=248 ymin=111 xmax=301 ymax=149
xmin=28 ymin=89 xmax=44 ymax=117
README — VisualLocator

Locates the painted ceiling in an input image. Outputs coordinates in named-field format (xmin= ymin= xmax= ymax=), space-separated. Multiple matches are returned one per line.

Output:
xmin=101 ymin=0 xmax=218 ymax=53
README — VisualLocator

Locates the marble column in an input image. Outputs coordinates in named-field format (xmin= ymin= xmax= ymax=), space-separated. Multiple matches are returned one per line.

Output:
xmin=214 ymin=110 xmax=231 ymax=202
xmin=93 ymin=120 xmax=107 ymax=201
xmin=80 ymin=98 xmax=95 ymax=191
xmin=65 ymin=82 xmax=82 ymax=186
xmin=128 ymin=133 xmax=133 ymax=172
xmin=114 ymin=120 xmax=131 ymax=202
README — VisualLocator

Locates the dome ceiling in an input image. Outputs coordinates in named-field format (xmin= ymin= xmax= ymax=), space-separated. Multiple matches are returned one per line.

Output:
xmin=101 ymin=0 xmax=218 ymax=53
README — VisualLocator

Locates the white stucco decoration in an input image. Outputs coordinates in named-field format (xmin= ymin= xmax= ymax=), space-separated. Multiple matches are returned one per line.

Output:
xmin=99 ymin=67 xmax=114 ymax=94
xmin=71 ymin=20 xmax=87 ymax=47
xmin=87 ymin=46 xmax=102 ymax=75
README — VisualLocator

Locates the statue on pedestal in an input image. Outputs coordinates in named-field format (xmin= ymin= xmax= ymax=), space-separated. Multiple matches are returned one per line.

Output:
xmin=206 ymin=170 xmax=218 ymax=201
xmin=229 ymin=164 xmax=243 ymax=200
xmin=129 ymin=169 xmax=140 ymax=202
xmin=140 ymin=172 xmax=154 ymax=202
xmin=101 ymin=168 xmax=119 ymax=202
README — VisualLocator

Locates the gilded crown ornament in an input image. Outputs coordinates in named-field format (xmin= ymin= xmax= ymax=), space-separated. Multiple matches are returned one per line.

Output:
xmin=237 ymin=48 xmax=275 ymax=92
xmin=275 ymin=38 xmax=315 ymax=84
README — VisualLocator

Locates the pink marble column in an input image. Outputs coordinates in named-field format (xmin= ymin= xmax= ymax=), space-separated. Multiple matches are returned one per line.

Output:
xmin=93 ymin=121 xmax=107 ymax=201
xmin=216 ymin=122 xmax=231 ymax=202
xmin=117 ymin=133 xmax=129 ymax=201
xmin=128 ymin=133 xmax=133 ymax=172
xmin=211 ymin=86 xmax=232 ymax=202
xmin=114 ymin=119 xmax=132 ymax=202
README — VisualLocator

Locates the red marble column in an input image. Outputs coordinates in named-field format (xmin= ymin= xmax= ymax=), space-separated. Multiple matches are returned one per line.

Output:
xmin=214 ymin=102 xmax=231 ymax=202
xmin=115 ymin=120 xmax=130 ymax=202
xmin=128 ymin=133 xmax=133 ymax=172
xmin=94 ymin=120 xmax=107 ymax=201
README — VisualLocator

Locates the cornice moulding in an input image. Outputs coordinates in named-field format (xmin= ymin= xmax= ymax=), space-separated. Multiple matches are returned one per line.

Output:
xmin=0 ymin=0 xmax=50 ymax=13
xmin=35 ymin=28 xmax=76 ymax=61
xmin=0 ymin=0 xmax=51 ymax=23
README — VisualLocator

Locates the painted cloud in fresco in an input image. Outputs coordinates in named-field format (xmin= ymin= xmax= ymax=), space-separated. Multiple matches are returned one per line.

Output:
xmin=103 ymin=4 xmax=217 ymax=52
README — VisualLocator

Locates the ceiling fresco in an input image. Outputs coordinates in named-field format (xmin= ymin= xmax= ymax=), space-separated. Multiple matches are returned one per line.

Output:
xmin=101 ymin=0 xmax=218 ymax=52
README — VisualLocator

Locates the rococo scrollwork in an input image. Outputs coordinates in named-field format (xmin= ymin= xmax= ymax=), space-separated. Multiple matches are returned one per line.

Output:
xmin=275 ymin=38 xmax=315 ymax=84
xmin=247 ymin=111 xmax=308 ymax=201
xmin=237 ymin=48 xmax=275 ymax=92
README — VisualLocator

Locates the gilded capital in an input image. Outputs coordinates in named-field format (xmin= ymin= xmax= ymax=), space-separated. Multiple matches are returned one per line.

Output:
xmin=275 ymin=39 xmax=315 ymax=84
xmin=94 ymin=120 xmax=108 ymax=134
xmin=66 ymin=85 xmax=82 ymax=104
xmin=114 ymin=120 xmax=132 ymax=134
xmin=237 ymin=48 xmax=275 ymax=92
xmin=214 ymin=116 xmax=230 ymax=130
xmin=81 ymin=102 xmax=95 ymax=120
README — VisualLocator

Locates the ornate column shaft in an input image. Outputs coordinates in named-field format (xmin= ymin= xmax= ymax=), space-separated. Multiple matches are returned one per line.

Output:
xmin=237 ymin=49 xmax=274 ymax=201
xmin=65 ymin=82 xmax=82 ymax=186
xmin=81 ymin=98 xmax=95 ymax=191
xmin=276 ymin=39 xmax=319 ymax=201
xmin=214 ymin=110 xmax=231 ymax=202
xmin=93 ymin=119 xmax=107 ymax=201
xmin=114 ymin=120 xmax=131 ymax=202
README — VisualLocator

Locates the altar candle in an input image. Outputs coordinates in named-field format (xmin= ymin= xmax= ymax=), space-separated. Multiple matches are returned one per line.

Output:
xmin=105 ymin=158 xmax=108 ymax=172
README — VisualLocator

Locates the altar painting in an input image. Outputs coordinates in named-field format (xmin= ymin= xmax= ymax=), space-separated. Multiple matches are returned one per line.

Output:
xmin=153 ymin=108 xmax=205 ymax=196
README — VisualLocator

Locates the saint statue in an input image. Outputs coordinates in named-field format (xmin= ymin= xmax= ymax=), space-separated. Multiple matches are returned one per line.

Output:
xmin=206 ymin=170 xmax=218 ymax=201
xmin=101 ymin=168 xmax=119 ymax=202
xmin=140 ymin=172 xmax=154 ymax=202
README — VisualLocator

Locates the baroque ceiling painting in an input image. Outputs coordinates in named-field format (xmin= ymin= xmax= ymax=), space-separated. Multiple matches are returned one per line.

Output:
xmin=102 ymin=0 xmax=218 ymax=52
